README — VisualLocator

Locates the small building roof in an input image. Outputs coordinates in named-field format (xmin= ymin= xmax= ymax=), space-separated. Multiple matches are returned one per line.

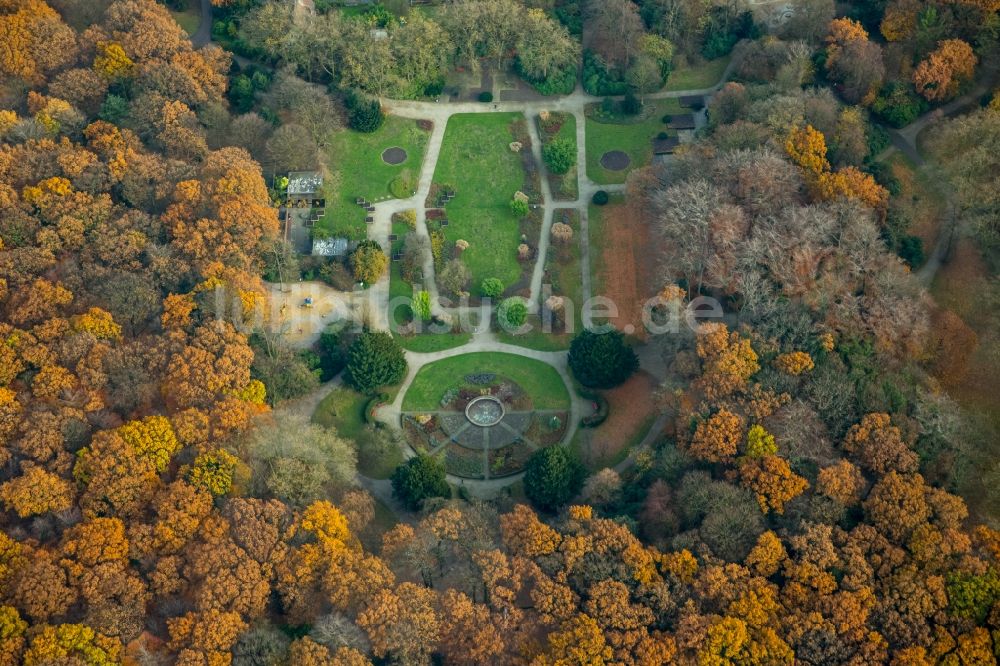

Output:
xmin=653 ymin=137 xmax=680 ymax=154
xmin=287 ymin=171 xmax=323 ymax=196
xmin=668 ymin=113 xmax=697 ymax=130
xmin=679 ymin=95 xmax=705 ymax=109
xmin=312 ymin=237 xmax=349 ymax=257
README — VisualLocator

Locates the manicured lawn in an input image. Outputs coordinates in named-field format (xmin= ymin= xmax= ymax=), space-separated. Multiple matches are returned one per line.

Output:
xmin=169 ymin=5 xmax=201 ymax=35
xmin=496 ymin=322 xmax=566 ymax=351
xmin=552 ymin=114 xmax=576 ymax=144
xmin=663 ymin=55 xmax=731 ymax=92
xmin=339 ymin=6 xmax=368 ymax=18
xmin=402 ymin=353 xmax=569 ymax=411
xmin=389 ymin=260 xmax=414 ymax=305
xmin=388 ymin=221 xmax=415 ymax=308
xmin=432 ymin=113 xmax=526 ymax=286
xmin=313 ymin=386 xmax=405 ymax=478
xmin=312 ymin=386 xmax=369 ymax=442
xmin=316 ymin=117 xmax=430 ymax=241
xmin=585 ymin=98 xmax=685 ymax=184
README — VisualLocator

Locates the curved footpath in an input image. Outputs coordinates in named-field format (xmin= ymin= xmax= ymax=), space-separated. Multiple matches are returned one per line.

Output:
xmin=374 ymin=328 xmax=591 ymax=496
xmin=191 ymin=0 xmax=212 ymax=49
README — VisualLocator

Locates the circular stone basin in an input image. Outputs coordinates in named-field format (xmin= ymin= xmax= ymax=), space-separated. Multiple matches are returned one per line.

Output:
xmin=381 ymin=146 xmax=407 ymax=165
xmin=465 ymin=396 xmax=505 ymax=427
xmin=600 ymin=150 xmax=631 ymax=171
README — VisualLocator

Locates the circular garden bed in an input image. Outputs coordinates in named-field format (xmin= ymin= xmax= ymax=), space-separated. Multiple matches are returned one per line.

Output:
xmin=600 ymin=150 xmax=631 ymax=171
xmin=381 ymin=146 xmax=407 ymax=165
xmin=400 ymin=353 xmax=570 ymax=479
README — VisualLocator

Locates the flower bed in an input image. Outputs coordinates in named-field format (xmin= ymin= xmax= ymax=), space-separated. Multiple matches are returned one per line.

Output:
xmin=488 ymin=440 xmax=534 ymax=477
xmin=525 ymin=411 xmax=569 ymax=446
xmin=446 ymin=443 xmax=485 ymax=478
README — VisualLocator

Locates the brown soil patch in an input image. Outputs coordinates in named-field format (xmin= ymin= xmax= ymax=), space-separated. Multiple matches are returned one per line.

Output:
xmin=576 ymin=372 xmax=659 ymax=470
xmin=382 ymin=147 xmax=407 ymax=165
xmin=596 ymin=199 xmax=658 ymax=338
xmin=600 ymin=150 xmax=631 ymax=171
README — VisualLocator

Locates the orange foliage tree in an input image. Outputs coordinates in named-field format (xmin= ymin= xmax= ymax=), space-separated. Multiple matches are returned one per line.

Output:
xmin=357 ymin=582 xmax=440 ymax=664
xmin=914 ymin=39 xmax=977 ymax=102
xmin=786 ymin=125 xmax=889 ymax=214
xmin=773 ymin=351 xmax=815 ymax=375
xmin=842 ymin=413 xmax=919 ymax=475
xmin=817 ymin=460 xmax=866 ymax=505
xmin=0 ymin=464 xmax=74 ymax=517
xmin=695 ymin=323 xmax=759 ymax=400
xmin=166 ymin=609 xmax=245 ymax=666
xmin=739 ymin=455 xmax=809 ymax=514
xmin=688 ymin=409 xmax=744 ymax=463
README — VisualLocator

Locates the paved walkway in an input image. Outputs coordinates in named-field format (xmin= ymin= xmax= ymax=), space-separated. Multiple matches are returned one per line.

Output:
xmin=192 ymin=0 xmax=212 ymax=49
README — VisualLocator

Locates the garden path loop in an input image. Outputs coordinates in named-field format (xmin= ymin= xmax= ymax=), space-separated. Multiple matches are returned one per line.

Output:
xmin=374 ymin=341 xmax=590 ymax=496
xmin=293 ymin=58 xmax=742 ymax=496
xmin=379 ymin=53 xmax=739 ymax=326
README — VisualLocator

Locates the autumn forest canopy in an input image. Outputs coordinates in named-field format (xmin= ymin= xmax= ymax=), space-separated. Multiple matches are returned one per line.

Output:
xmin=0 ymin=0 xmax=1000 ymax=664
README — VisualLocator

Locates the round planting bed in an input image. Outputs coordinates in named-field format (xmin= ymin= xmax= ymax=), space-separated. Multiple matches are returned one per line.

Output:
xmin=400 ymin=354 xmax=572 ymax=478
xmin=381 ymin=146 xmax=407 ymax=165
xmin=600 ymin=150 xmax=631 ymax=171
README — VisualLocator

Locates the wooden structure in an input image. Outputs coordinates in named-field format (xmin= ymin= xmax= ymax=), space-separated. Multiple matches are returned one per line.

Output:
xmin=679 ymin=95 xmax=705 ymax=110
xmin=653 ymin=137 xmax=680 ymax=155
xmin=667 ymin=113 xmax=697 ymax=130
